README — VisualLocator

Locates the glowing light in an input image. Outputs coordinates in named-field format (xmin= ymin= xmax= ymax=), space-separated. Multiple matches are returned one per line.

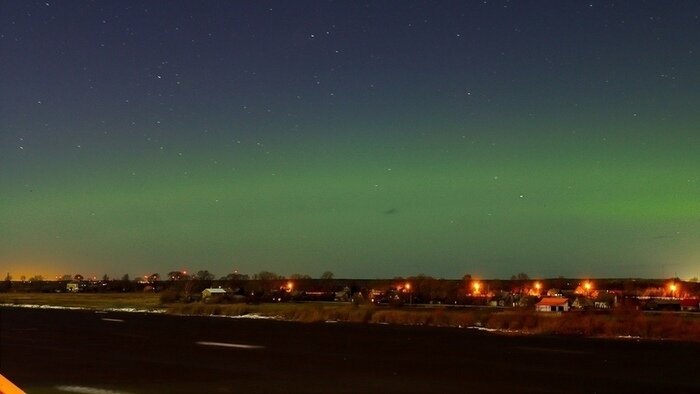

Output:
xmin=287 ymin=281 xmax=293 ymax=291
xmin=534 ymin=282 xmax=541 ymax=290
xmin=472 ymin=281 xmax=481 ymax=294
xmin=405 ymin=282 xmax=411 ymax=291
xmin=668 ymin=282 xmax=678 ymax=297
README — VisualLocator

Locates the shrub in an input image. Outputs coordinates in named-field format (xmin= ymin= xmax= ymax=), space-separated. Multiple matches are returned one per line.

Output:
xmin=159 ymin=289 xmax=179 ymax=304
xmin=160 ymin=301 xmax=700 ymax=342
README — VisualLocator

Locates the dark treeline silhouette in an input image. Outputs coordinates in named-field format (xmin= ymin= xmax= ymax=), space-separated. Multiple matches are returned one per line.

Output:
xmin=3 ymin=271 xmax=699 ymax=307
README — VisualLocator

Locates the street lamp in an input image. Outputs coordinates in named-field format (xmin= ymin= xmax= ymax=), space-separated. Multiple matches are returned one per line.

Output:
xmin=472 ymin=281 xmax=481 ymax=295
xmin=669 ymin=283 xmax=678 ymax=298
xmin=533 ymin=281 xmax=542 ymax=295
xmin=583 ymin=281 xmax=592 ymax=296
xmin=405 ymin=282 xmax=412 ymax=305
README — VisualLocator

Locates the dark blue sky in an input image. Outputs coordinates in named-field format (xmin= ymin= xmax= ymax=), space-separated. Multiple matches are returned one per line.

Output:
xmin=2 ymin=1 xmax=699 ymax=279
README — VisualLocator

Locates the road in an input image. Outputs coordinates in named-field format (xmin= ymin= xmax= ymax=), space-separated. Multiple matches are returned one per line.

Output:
xmin=1 ymin=307 xmax=698 ymax=393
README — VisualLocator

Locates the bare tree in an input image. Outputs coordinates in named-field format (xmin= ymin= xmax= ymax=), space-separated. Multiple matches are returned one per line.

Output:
xmin=225 ymin=272 xmax=249 ymax=281
xmin=2 ymin=273 xmax=11 ymax=292
xmin=254 ymin=271 xmax=280 ymax=281
xmin=511 ymin=272 xmax=530 ymax=281
xmin=196 ymin=270 xmax=215 ymax=281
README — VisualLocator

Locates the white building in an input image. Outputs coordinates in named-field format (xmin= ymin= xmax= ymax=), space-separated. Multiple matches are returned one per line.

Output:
xmin=202 ymin=288 xmax=227 ymax=299
xmin=536 ymin=297 xmax=570 ymax=312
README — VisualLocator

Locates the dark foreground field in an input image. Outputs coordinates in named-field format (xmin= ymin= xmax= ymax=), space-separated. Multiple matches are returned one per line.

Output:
xmin=1 ymin=307 xmax=698 ymax=394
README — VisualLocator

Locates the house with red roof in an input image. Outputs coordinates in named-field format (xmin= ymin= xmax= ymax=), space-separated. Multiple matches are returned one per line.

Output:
xmin=536 ymin=297 xmax=570 ymax=312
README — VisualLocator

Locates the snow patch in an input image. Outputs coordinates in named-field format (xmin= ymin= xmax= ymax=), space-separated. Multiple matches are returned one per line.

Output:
xmin=0 ymin=304 xmax=166 ymax=314
xmin=616 ymin=335 xmax=641 ymax=340
xmin=466 ymin=325 xmax=522 ymax=334
xmin=219 ymin=313 xmax=281 ymax=320
xmin=1 ymin=303 xmax=85 ymax=310
xmin=104 ymin=307 xmax=166 ymax=313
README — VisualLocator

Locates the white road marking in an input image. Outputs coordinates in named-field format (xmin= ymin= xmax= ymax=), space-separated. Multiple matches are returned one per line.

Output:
xmin=56 ymin=386 xmax=133 ymax=394
xmin=101 ymin=318 xmax=124 ymax=323
xmin=94 ymin=311 xmax=108 ymax=314
xmin=196 ymin=341 xmax=264 ymax=349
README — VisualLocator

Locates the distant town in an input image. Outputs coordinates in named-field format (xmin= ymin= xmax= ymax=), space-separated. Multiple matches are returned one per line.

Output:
xmin=3 ymin=270 xmax=699 ymax=313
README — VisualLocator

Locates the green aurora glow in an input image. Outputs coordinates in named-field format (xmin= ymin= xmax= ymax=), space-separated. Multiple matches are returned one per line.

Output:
xmin=1 ymin=1 xmax=699 ymax=279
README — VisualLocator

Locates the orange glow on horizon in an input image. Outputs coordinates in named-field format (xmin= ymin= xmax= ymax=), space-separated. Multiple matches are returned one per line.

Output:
xmin=0 ymin=260 xmax=76 ymax=281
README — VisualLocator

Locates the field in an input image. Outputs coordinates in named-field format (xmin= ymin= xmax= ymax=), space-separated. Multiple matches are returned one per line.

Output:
xmin=166 ymin=302 xmax=700 ymax=341
xmin=2 ymin=293 xmax=699 ymax=342
xmin=0 ymin=292 xmax=162 ymax=310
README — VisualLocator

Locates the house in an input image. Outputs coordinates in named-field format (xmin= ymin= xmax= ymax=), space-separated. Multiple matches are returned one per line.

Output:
xmin=536 ymin=297 xmax=569 ymax=312
xmin=66 ymin=282 xmax=80 ymax=292
xmin=680 ymin=298 xmax=699 ymax=311
xmin=644 ymin=298 xmax=680 ymax=311
xmin=201 ymin=288 xmax=228 ymax=299
xmin=571 ymin=297 xmax=594 ymax=310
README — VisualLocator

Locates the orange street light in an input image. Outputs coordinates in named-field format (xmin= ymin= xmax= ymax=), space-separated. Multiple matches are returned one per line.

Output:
xmin=669 ymin=283 xmax=678 ymax=297
xmin=583 ymin=281 xmax=591 ymax=290
xmin=287 ymin=281 xmax=294 ymax=291
xmin=405 ymin=282 xmax=413 ymax=305
xmin=472 ymin=281 xmax=481 ymax=295
xmin=533 ymin=281 xmax=542 ymax=295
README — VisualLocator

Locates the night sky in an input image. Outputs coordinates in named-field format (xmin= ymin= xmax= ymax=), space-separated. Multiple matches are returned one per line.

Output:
xmin=2 ymin=1 xmax=700 ymax=280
